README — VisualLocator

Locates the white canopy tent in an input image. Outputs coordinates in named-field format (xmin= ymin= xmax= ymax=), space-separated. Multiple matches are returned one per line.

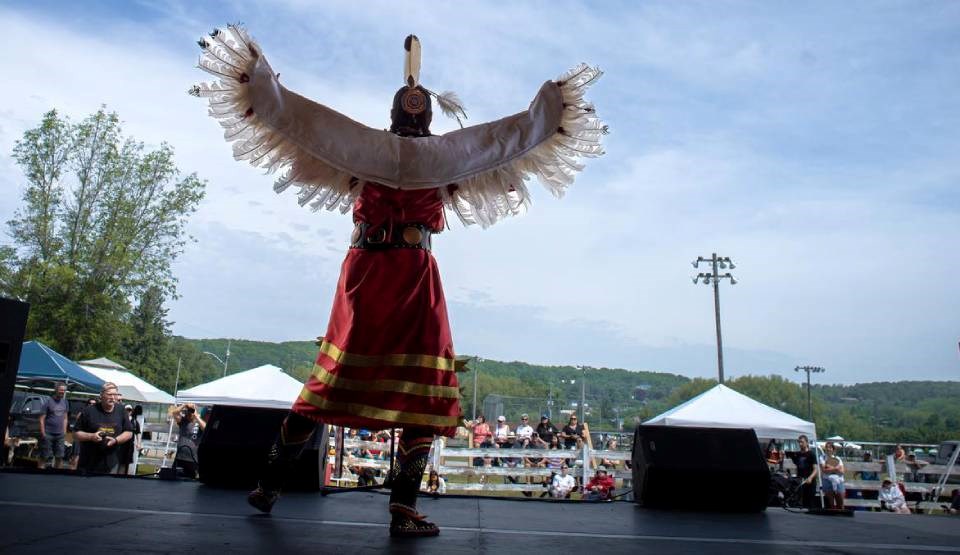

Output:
xmin=80 ymin=358 xmax=176 ymax=404
xmin=645 ymin=384 xmax=825 ymax=509
xmin=644 ymin=384 xmax=817 ymax=440
xmin=176 ymin=364 xmax=302 ymax=409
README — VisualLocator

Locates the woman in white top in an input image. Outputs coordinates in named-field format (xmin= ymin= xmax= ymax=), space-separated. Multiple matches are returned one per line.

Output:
xmin=818 ymin=441 xmax=845 ymax=510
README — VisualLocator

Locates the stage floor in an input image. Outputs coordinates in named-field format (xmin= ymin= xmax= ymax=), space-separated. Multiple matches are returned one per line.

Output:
xmin=0 ymin=472 xmax=958 ymax=554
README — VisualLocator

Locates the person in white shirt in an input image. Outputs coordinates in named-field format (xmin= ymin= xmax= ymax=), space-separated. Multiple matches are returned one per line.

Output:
xmin=514 ymin=414 xmax=534 ymax=448
xmin=818 ymin=441 xmax=845 ymax=510
xmin=494 ymin=416 xmax=511 ymax=447
xmin=550 ymin=465 xmax=577 ymax=498
xmin=878 ymin=480 xmax=910 ymax=514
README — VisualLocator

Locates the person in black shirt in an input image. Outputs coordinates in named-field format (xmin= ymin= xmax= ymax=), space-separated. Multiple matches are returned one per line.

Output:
xmin=74 ymin=382 xmax=133 ymax=474
xmin=171 ymin=403 xmax=206 ymax=478
xmin=536 ymin=415 xmax=559 ymax=445
xmin=560 ymin=415 xmax=584 ymax=449
xmin=786 ymin=434 xmax=819 ymax=508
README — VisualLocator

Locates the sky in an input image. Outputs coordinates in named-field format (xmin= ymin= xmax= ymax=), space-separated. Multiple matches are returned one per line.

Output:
xmin=1 ymin=1 xmax=958 ymax=385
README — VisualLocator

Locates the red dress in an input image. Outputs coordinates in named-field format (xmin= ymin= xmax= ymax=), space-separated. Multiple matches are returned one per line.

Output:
xmin=292 ymin=183 xmax=461 ymax=437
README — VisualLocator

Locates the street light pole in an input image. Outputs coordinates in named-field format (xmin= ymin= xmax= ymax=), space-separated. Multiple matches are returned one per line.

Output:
xmin=692 ymin=253 xmax=737 ymax=384
xmin=203 ymin=338 xmax=231 ymax=377
xmin=794 ymin=365 xmax=825 ymax=421
xmin=469 ymin=357 xmax=485 ymax=421
xmin=574 ymin=365 xmax=587 ymax=422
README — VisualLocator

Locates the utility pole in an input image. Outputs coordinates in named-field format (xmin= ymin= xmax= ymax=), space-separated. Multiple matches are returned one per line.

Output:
xmin=795 ymin=365 xmax=825 ymax=421
xmin=692 ymin=253 xmax=737 ymax=384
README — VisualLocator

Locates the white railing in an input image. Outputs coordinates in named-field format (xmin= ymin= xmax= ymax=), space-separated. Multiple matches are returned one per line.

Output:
xmin=328 ymin=436 xmax=633 ymax=496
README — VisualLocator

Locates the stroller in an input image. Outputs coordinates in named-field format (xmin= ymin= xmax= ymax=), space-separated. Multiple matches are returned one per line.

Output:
xmin=769 ymin=472 xmax=804 ymax=508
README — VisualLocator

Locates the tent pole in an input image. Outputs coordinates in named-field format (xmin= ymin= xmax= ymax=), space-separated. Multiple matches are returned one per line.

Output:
xmin=161 ymin=358 xmax=182 ymax=469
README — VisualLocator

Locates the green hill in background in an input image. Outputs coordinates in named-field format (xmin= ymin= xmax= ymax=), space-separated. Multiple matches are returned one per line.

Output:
xmin=183 ymin=338 xmax=960 ymax=443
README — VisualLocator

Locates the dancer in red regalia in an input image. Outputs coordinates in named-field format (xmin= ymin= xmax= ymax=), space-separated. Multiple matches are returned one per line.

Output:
xmin=191 ymin=26 xmax=606 ymax=537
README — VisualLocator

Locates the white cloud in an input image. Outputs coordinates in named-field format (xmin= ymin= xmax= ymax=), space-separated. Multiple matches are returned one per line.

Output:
xmin=1 ymin=3 xmax=958 ymax=384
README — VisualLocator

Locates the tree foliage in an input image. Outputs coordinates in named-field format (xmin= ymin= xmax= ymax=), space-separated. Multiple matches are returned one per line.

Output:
xmin=3 ymin=109 xmax=205 ymax=359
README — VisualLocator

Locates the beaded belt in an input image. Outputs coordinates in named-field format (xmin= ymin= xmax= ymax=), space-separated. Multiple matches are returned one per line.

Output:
xmin=350 ymin=222 xmax=433 ymax=251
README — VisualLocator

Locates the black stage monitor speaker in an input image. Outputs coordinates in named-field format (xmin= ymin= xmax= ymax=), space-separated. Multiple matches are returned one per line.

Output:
xmin=632 ymin=424 xmax=769 ymax=512
xmin=0 ymin=298 xmax=30 ymax=443
xmin=198 ymin=405 xmax=328 ymax=491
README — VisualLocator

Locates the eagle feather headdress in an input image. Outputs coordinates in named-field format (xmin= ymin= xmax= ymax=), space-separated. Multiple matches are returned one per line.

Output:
xmin=191 ymin=25 xmax=607 ymax=228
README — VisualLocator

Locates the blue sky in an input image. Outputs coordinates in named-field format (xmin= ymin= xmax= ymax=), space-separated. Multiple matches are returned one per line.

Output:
xmin=1 ymin=1 xmax=958 ymax=384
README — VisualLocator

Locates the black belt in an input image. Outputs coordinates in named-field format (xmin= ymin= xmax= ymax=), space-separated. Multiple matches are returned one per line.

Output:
xmin=350 ymin=222 xmax=433 ymax=251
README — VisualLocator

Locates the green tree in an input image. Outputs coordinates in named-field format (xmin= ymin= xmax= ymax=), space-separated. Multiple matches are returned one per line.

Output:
xmin=3 ymin=108 xmax=205 ymax=359
xmin=119 ymin=286 xmax=171 ymax=387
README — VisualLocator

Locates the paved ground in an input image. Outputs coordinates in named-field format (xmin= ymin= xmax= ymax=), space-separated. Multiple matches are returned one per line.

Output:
xmin=0 ymin=471 xmax=958 ymax=554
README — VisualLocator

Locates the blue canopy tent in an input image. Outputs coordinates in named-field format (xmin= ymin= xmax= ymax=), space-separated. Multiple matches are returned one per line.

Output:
xmin=17 ymin=341 xmax=105 ymax=392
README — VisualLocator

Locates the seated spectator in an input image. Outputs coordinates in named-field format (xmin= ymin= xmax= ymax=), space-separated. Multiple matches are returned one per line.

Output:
xmin=893 ymin=444 xmax=906 ymax=462
xmin=503 ymin=453 xmax=522 ymax=486
xmin=346 ymin=428 xmax=362 ymax=457
xmin=426 ymin=470 xmax=445 ymax=497
xmin=471 ymin=416 xmax=492 ymax=447
xmin=857 ymin=452 xmax=879 ymax=481
xmin=583 ymin=466 xmax=615 ymax=501
xmin=765 ymin=440 xmax=782 ymax=467
xmin=514 ymin=414 xmax=534 ymax=448
xmin=527 ymin=434 xmax=547 ymax=468
xmin=549 ymin=465 xmax=577 ymax=498
xmin=946 ymin=489 xmax=959 ymax=515
xmin=905 ymin=452 xmax=927 ymax=482
xmin=818 ymin=441 xmax=845 ymax=510
xmin=479 ymin=453 xmax=494 ymax=484
xmin=353 ymin=465 xmax=377 ymax=487
xmin=879 ymin=479 xmax=910 ymax=514
xmin=599 ymin=438 xmax=619 ymax=470
xmin=494 ymin=416 xmax=511 ymax=447
xmin=560 ymin=415 xmax=584 ymax=449
xmin=536 ymin=414 xmax=558 ymax=444
xmin=546 ymin=435 xmax=565 ymax=469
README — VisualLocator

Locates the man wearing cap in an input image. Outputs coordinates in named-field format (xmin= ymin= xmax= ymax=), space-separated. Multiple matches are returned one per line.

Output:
xmin=583 ymin=466 xmax=615 ymax=501
xmin=549 ymin=465 xmax=577 ymax=498
xmin=536 ymin=415 xmax=559 ymax=445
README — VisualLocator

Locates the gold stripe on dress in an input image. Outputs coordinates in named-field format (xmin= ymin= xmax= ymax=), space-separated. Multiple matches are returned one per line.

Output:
xmin=318 ymin=340 xmax=457 ymax=372
xmin=311 ymin=364 xmax=460 ymax=399
xmin=298 ymin=389 xmax=458 ymax=428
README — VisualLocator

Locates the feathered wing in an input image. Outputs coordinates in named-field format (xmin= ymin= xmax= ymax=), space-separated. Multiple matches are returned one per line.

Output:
xmin=439 ymin=64 xmax=607 ymax=227
xmin=190 ymin=25 xmax=364 ymax=213
xmin=190 ymin=25 xmax=607 ymax=226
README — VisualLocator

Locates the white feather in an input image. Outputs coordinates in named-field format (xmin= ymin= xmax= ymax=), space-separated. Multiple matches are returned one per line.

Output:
xmin=436 ymin=90 xmax=468 ymax=124
xmin=403 ymin=35 xmax=421 ymax=87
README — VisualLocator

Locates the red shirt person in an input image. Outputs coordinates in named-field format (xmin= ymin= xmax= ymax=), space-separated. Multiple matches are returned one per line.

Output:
xmin=584 ymin=467 xmax=615 ymax=500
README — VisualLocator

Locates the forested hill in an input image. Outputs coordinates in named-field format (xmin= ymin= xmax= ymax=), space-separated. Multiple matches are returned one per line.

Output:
xmin=183 ymin=338 xmax=960 ymax=442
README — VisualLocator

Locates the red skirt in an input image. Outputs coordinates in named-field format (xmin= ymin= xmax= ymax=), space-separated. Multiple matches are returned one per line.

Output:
xmin=292 ymin=247 xmax=461 ymax=437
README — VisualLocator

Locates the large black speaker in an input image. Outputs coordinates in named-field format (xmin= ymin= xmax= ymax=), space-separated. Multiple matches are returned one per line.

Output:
xmin=0 ymin=298 xmax=30 ymax=444
xmin=197 ymin=405 xmax=328 ymax=490
xmin=632 ymin=425 xmax=769 ymax=512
